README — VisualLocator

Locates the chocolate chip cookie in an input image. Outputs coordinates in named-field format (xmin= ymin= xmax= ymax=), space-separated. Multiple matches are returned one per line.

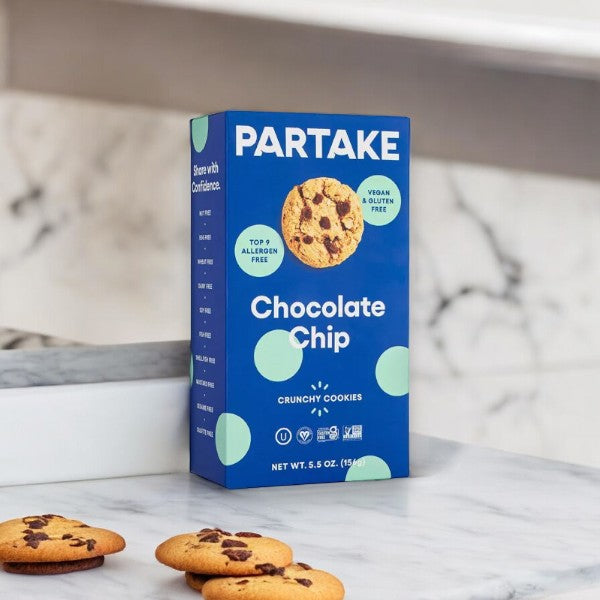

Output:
xmin=281 ymin=177 xmax=364 ymax=268
xmin=155 ymin=528 xmax=292 ymax=576
xmin=201 ymin=562 xmax=345 ymax=600
xmin=185 ymin=570 xmax=210 ymax=592
xmin=0 ymin=514 xmax=125 ymax=575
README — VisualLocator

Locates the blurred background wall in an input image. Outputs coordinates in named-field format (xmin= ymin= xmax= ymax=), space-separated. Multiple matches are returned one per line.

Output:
xmin=1 ymin=0 xmax=599 ymax=466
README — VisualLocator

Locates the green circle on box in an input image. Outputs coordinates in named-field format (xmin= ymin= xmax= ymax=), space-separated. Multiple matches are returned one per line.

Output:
xmin=254 ymin=329 xmax=303 ymax=382
xmin=375 ymin=345 xmax=409 ymax=396
xmin=357 ymin=175 xmax=401 ymax=226
xmin=235 ymin=225 xmax=284 ymax=277
xmin=345 ymin=455 xmax=391 ymax=481
xmin=191 ymin=116 xmax=209 ymax=153
xmin=215 ymin=413 xmax=251 ymax=466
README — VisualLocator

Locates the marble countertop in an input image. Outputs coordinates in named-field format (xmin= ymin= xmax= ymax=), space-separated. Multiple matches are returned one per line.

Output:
xmin=1 ymin=435 xmax=599 ymax=599
xmin=0 ymin=337 xmax=187 ymax=388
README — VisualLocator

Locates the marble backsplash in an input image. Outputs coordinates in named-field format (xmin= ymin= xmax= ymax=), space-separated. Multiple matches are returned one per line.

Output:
xmin=1 ymin=90 xmax=600 ymax=466
xmin=0 ymin=91 xmax=189 ymax=343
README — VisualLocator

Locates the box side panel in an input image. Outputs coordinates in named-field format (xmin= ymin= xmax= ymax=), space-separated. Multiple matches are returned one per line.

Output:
xmin=190 ymin=113 xmax=227 ymax=487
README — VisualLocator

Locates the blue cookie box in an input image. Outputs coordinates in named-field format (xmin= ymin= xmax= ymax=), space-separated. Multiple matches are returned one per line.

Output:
xmin=190 ymin=111 xmax=410 ymax=489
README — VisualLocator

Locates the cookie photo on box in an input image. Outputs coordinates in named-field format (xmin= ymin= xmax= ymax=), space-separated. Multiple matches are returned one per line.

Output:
xmin=281 ymin=177 xmax=364 ymax=268
xmin=0 ymin=514 xmax=125 ymax=575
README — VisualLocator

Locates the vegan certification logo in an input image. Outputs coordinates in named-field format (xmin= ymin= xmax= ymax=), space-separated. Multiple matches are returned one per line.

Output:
xmin=296 ymin=427 xmax=313 ymax=445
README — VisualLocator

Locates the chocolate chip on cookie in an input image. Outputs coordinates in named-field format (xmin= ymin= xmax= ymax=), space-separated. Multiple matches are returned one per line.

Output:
xmin=221 ymin=539 xmax=248 ymax=548
xmin=255 ymin=562 xmax=285 ymax=576
xmin=222 ymin=548 xmax=253 ymax=561
xmin=0 ymin=515 xmax=125 ymax=575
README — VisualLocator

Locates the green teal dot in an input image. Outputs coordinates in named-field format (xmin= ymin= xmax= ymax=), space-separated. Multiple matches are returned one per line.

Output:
xmin=254 ymin=329 xmax=303 ymax=382
xmin=190 ymin=353 xmax=194 ymax=386
xmin=235 ymin=225 xmax=284 ymax=277
xmin=191 ymin=116 xmax=209 ymax=153
xmin=375 ymin=346 xmax=409 ymax=396
xmin=357 ymin=175 xmax=401 ymax=226
xmin=215 ymin=413 xmax=251 ymax=466
xmin=345 ymin=455 xmax=391 ymax=481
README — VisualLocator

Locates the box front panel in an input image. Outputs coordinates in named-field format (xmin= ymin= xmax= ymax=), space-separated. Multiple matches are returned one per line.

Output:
xmin=224 ymin=112 xmax=410 ymax=488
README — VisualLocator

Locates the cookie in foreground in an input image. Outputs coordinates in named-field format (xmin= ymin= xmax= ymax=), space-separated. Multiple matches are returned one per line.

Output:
xmin=0 ymin=514 xmax=125 ymax=575
xmin=201 ymin=562 xmax=345 ymax=599
xmin=155 ymin=527 xmax=292 ymax=576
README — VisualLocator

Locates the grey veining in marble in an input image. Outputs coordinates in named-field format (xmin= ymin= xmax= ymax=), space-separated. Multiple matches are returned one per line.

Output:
xmin=0 ymin=340 xmax=188 ymax=388
xmin=411 ymin=161 xmax=600 ymax=378
xmin=0 ymin=435 xmax=599 ymax=599
xmin=0 ymin=327 xmax=77 ymax=349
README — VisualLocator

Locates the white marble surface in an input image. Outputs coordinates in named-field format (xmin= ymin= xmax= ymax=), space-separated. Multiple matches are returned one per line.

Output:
xmin=0 ymin=90 xmax=190 ymax=345
xmin=411 ymin=160 xmax=600 ymax=378
xmin=543 ymin=590 xmax=600 ymax=600
xmin=1 ymin=435 xmax=599 ymax=599
xmin=412 ymin=367 xmax=600 ymax=469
